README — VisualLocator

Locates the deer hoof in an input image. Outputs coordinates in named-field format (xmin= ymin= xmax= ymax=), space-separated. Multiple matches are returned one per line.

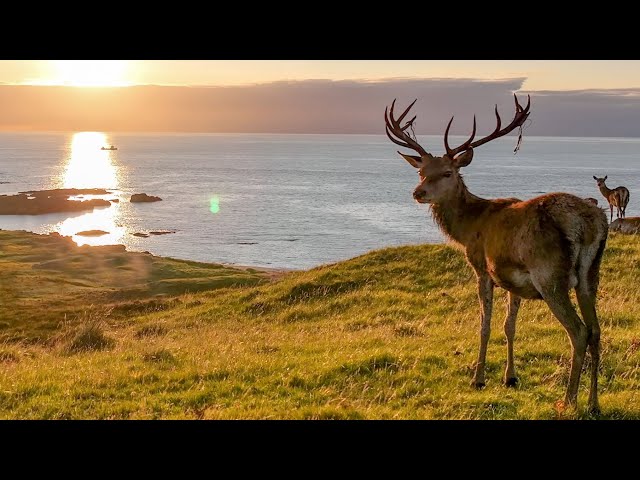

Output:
xmin=472 ymin=380 xmax=486 ymax=389
xmin=504 ymin=377 xmax=518 ymax=387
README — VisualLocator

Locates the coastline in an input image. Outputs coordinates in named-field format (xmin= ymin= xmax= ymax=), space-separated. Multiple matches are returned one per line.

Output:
xmin=219 ymin=263 xmax=297 ymax=281
xmin=0 ymin=227 xmax=295 ymax=277
xmin=0 ymin=228 xmax=278 ymax=342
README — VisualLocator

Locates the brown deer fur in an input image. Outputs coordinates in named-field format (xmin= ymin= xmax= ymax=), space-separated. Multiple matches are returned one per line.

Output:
xmin=385 ymin=96 xmax=608 ymax=413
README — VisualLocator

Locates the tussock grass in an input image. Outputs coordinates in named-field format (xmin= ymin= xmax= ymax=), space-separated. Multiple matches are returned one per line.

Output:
xmin=57 ymin=317 xmax=115 ymax=354
xmin=1 ymin=231 xmax=640 ymax=419
xmin=135 ymin=324 xmax=168 ymax=339
xmin=0 ymin=350 xmax=19 ymax=363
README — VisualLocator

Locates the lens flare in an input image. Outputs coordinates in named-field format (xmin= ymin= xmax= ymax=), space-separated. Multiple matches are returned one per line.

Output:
xmin=210 ymin=196 xmax=220 ymax=214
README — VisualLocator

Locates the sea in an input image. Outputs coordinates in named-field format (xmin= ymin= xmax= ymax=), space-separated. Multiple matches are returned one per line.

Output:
xmin=1 ymin=132 xmax=639 ymax=270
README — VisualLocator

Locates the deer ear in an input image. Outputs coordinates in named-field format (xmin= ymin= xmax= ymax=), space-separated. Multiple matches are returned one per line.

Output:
xmin=593 ymin=176 xmax=597 ymax=180
xmin=398 ymin=152 xmax=423 ymax=169
xmin=453 ymin=149 xmax=474 ymax=168
xmin=604 ymin=175 xmax=608 ymax=181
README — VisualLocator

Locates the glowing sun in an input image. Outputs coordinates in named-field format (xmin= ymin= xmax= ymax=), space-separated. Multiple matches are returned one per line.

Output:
xmin=51 ymin=60 xmax=131 ymax=87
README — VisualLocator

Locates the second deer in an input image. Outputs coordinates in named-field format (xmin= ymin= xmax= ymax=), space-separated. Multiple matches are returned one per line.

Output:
xmin=593 ymin=175 xmax=630 ymax=222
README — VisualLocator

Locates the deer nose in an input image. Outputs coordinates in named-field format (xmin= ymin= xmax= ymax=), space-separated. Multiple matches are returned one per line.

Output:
xmin=413 ymin=190 xmax=426 ymax=200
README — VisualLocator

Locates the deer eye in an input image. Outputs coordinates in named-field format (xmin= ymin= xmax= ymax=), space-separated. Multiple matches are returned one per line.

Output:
xmin=443 ymin=172 xmax=452 ymax=178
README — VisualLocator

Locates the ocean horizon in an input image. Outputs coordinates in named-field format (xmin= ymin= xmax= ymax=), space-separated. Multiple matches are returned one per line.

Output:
xmin=1 ymin=131 xmax=639 ymax=270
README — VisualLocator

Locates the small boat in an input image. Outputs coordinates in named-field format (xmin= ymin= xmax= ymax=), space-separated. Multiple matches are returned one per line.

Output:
xmin=101 ymin=145 xmax=118 ymax=151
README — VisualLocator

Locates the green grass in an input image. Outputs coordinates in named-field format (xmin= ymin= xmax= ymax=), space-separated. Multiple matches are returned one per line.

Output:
xmin=1 ymin=230 xmax=639 ymax=419
xmin=0 ymin=230 xmax=268 ymax=342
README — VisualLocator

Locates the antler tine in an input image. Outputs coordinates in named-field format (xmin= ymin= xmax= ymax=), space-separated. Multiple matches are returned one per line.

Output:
xmin=444 ymin=117 xmax=454 ymax=156
xmin=462 ymin=94 xmax=531 ymax=151
xmin=464 ymin=116 xmax=477 ymax=149
xmin=384 ymin=99 xmax=429 ymax=157
xmin=444 ymin=115 xmax=477 ymax=157
xmin=386 ymin=124 xmax=412 ymax=149
xmin=385 ymin=106 xmax=413 ymax=150
xmin=514 ymin=93 xmax=523 ymax=112
xmin=396 ymin=99 xmax=417 ymax=124
xmin=514 ymin=94 xmax=531 ymax=114
xmin=493 ymin=105 xmax=502 ymax=134
xmin=401 ymin=116 xmax=417 ymax=131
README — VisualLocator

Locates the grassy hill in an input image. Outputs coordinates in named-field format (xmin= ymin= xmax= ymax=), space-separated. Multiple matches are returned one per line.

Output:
xmin=0 ymin=230 xmax=270 ymax=342
xmin=1 ymin=230 xmax=639 ymax=419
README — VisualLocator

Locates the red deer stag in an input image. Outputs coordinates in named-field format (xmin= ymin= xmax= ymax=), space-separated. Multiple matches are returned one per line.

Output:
xmin=385 ymin=95 xmax=608 ymax=413
xmin=593 ymin=176 xmax=630 ymax=222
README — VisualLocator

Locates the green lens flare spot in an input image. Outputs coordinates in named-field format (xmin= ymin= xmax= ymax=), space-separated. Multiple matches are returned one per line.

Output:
xmin=209 ymin=196 xmax=220 ymax=214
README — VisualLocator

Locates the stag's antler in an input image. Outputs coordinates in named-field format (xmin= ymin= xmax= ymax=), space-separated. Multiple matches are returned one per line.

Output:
xmin=444 ymin=94 xmax=531 ymax=157
xmin=384 ymin=99 xmax=430 ymax=157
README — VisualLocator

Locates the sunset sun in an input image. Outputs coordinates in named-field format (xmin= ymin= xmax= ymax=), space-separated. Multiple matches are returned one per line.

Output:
xmin=51 ymin=60 xmax=130 ymax=87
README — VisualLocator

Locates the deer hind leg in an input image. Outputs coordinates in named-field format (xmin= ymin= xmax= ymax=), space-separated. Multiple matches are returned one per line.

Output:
xmin=503 ymin=292 xmax=522 ymax=387
xmin=575 ymin=239 xmax=607 ymax=415
xmin=610 ymin=204 xmax=614 ymax=222
xmin=472 ymin=275 xmax=494 ymax=388
xmin=534 ymin=277 xmax=588 ymax=409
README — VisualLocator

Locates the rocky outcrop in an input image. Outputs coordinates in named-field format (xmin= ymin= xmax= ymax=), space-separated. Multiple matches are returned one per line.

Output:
xmin=132 ymin=230 xmax=176 ymax=237
xmin=20 ymin=188 xmax=111 ymax=196
xmin=76 ymin=230 xmax=109 ymax=237
xmin=610 ymin=217 xmax=640 ymax=234
xmin=130 ymin=193 xmax=162 ymax=203
xmin=0 ymin=191 xmax=111 ymax=215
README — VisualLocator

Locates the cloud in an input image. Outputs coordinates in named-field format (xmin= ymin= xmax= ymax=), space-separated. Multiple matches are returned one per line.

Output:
xmin=1 ymin=78 xmax=640 ymax=137
xmin=520 ymin=88 xmax=640 ymax=136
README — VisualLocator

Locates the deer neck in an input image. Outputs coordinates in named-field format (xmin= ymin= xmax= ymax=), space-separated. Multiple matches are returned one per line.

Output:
xmin=599 ymin=183 xmax=613 ymax=198
xmin=430 ymin=182 xmax=491 ymax=247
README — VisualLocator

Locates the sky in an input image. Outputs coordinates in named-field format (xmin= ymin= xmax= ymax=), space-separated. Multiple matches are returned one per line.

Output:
xmin=2 ymin=60 xmax=640 ymax=136
xmin=3 ymin=60 xmax=640 ymax=90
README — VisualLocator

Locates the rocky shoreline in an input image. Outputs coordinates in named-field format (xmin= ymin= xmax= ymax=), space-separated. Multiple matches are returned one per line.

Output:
xmin=0 ymin=189 xmax=111 ymax=215
xmin=0 ymin=188 xmax=164 ymax=215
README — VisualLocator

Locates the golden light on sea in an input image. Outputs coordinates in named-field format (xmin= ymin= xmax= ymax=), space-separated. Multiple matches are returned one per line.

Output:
xmin=55 ymin=132 xmax=125 ymax=246
xmin=64 ymin=132 xmax=118 ymax=189
xmin=56 ymin=203 xmax=126 ymax=247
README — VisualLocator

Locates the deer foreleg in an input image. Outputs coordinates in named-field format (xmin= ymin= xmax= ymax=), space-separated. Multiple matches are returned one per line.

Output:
xmin=504 ymin=292 xmax=522 ymax=387
xmin=473 ymin=275 xmax=494 ymax=388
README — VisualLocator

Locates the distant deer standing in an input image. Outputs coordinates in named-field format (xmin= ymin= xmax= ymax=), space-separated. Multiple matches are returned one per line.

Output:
xmin=593 ymin=176 xmax=629 ymax=222
xmin=385 ymin=95 xmax=608 ymax=413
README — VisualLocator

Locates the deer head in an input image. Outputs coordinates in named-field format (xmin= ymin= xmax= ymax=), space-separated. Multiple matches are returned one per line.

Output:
xmin=593 ymin=175 xmax=608 ymax=188
xmin=385 ymin=94 xmax=531 ymax=204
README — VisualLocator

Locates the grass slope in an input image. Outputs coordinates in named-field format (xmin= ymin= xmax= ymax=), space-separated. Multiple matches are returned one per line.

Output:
xmin=1 ymin=230 xmax=639 ymax=419
xmin=0 ymin=230 xmax=268 ymax=342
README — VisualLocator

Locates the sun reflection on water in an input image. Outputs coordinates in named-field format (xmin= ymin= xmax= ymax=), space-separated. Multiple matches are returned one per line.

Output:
xmin=56 ymin=202 xmax=126 ymax=246
xmin=64 ymin=132 xmax=118 ymax=189
xmin=55 ymin=132 xmax=125 ymax=246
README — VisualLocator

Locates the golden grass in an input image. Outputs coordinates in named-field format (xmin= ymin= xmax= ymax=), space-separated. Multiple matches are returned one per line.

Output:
xmin=1 ymin=230 xmax=639 ymax=419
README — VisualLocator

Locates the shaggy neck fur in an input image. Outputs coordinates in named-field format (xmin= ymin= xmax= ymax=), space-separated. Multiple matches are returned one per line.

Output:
xmin=429 ymin=176 xmax=492 ymax=246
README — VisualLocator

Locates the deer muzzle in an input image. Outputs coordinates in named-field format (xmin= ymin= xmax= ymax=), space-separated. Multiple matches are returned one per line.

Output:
xmin=413 ymin=188 xmax=429 ymax=203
